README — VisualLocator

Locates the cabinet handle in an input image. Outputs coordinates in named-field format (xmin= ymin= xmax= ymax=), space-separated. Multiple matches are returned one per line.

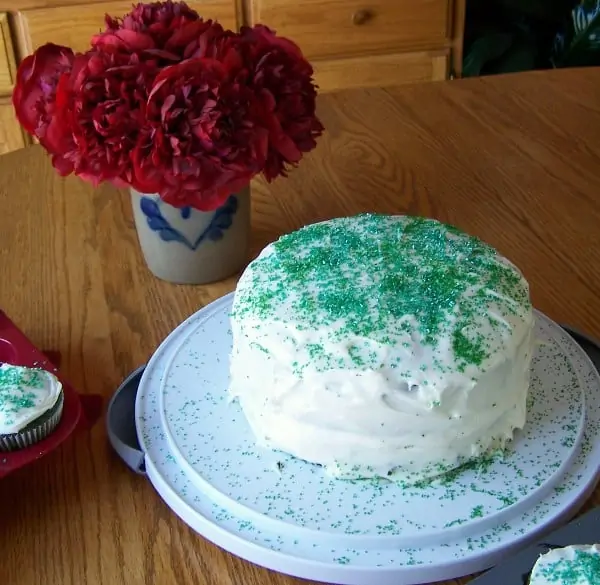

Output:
xmin=352 ymin=9 xmax=373 ymax=25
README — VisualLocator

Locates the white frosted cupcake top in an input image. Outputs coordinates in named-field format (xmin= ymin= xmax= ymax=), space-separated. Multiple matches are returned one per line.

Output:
xmin=0 ymin=364 xmax=63 ymax=434
xmin=529 ymin=544 xmax=600 ymax=585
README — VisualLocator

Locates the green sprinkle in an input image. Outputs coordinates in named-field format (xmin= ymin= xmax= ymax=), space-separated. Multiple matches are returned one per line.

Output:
xmin=452 ymin=328 xmax=487 ymax=371
xmin=232 ymin=214 xmax=530 ymax=373
xmin=470 ymin=505 xmax=484 ymax=518
xmin=0 ymin=366 xmax=47 ymax=426
xmin=538 ymin=548 xmax=600 ymax=584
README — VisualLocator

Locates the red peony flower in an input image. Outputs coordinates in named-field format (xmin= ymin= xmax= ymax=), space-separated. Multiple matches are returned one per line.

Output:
xmin=12 ymin=3 xmax=324 ymax=212
xmin=164 ymin=18 xmax=228 ymax=59
xmin=12 ymin=43 xmax=74 ymax=140
xmin=50 ymin=49 xmax=158 ymax=186
xmin=105 ymin=0 xmax=199 ymax=37
xmin=133 ymin=57 xmax=268 ymax=210
xmin=92 ymin=0 xmax=201 ymax=59
xmin=235 ymin=25 xmax=324 ymax=181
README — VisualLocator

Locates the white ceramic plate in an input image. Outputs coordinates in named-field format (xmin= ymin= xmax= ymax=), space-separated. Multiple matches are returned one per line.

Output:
xmin=136 ymin=293 xmax=600 ymax=585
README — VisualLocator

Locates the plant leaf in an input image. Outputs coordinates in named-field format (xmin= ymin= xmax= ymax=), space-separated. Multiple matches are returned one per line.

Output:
xmin=552 ymin=0 xmax=600 ymax=66
xmin=488 ymin=35 xmax=539 ymax=73
xmin=462 ymin=33 xmax=515 ymax=76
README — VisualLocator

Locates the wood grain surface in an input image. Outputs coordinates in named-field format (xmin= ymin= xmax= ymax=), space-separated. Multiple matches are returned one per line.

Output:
xmin=12 ymin=0 xmax=237 ymax=57
xmin=250 ymin=0 xmax=450 ymax=60
xmin=312 ymin=49 xmax=449 ymax=93
xmin=0 ymin=68 xmax=600 ymax=585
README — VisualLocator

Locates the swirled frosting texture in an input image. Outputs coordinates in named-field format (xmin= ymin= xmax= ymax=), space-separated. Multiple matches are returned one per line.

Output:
xmin=229 ymin=214 xmax=534 ymax=482
xmin=529 ymin=545 xmax=600 ymax=585
xmin=0 ymin=364 xmax=63 ymax=434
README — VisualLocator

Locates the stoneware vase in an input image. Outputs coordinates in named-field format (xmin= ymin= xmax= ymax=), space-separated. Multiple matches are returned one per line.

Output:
xmin=130 ymin=186 xmax=250 ymax=285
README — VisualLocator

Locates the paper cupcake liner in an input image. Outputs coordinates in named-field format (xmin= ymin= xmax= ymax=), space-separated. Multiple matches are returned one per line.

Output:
xmin=0 ymin=391 xmax=64 ymax=452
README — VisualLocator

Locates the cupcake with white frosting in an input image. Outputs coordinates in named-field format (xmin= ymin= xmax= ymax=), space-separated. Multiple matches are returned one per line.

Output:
xmin=529 ymin=544 xmax=600 ymax=584
xmin=0 ymin=363 xmax=64 ymax=451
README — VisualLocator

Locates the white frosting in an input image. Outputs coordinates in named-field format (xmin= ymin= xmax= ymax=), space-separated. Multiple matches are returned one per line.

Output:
xmin=0 ymin=364 xmax=63 ymax=434
xmin=530 ymin=545 xmax=600 ymax=585
xmin=229 ymin=214 xmax=534 ymax=482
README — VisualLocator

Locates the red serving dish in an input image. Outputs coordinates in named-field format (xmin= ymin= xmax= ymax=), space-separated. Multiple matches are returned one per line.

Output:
xmin=0 ymin=310 xmax=102 ymax=478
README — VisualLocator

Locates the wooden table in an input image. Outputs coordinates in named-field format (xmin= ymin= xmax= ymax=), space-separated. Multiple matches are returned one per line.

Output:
xmin=0 ymin=67 xmax=599 ymax=585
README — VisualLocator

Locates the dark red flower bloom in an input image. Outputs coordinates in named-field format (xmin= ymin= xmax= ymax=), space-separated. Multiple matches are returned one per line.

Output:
xmin=107 ymin=0 xmax=199 ymax=35
xmin=51 ymin=49 xmax=158 ymax=186
xmin=236 ymin=25 xmax=324 ymax=181
xmin=133 ymin=57 xmax=268 ymax=210
xmin=164 ymin=18 xmax=228 ymax=59
xmin=92 ymin=0 xmax=200 ymax=58
xmin=91 ymin=27 xmax=157 ymax=54
xmin=12 ymin=43 xmax=74 ymax=139
xmin=12 ymin=4 xmax=324 ymax=212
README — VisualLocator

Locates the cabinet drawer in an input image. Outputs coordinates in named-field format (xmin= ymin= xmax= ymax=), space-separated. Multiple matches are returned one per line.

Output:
xmin=0 ymin=13 xmax=17 ymax=95
xmin=251 ymin=0 xmax=451 ymax=60
xmin=15 ymin=0 xmax=237 ymax=55
xmin=313 ymin=50 xmax=449 ymax=93
xmin=0 ymin=99 xmax=27 ymax=155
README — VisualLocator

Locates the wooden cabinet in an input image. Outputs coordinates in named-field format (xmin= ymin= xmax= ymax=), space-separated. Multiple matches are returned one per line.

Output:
xmin=250 ymin=0 xmax=459 ymax=93
xmin=314 ymin=50 xmax=449 ymax=93
xmin=14 ymin=0 xmax=237 ymax=54
xmin=0 ymin=99 xmax=27 ymax=154
xmin=0 ymin=14 xmax=16 ymax=94
xmin=0 ymin=0 xmax=466 ymax=156
xmin=0 ymin=13 xmax=25 ymax=154
xmin=251 ymin=0 xmax=451 ymax=60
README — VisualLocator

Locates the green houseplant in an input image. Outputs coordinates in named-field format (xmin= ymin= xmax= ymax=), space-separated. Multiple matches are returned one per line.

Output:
xmin=462 ymin=0 xmax=600 ymax=76
xmin=552 ymin=0 xmax=600 ymax=66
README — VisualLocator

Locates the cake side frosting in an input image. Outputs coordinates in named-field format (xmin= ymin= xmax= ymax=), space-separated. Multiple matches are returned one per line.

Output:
xmin=229 ymin=214 xmax=534 ymax=482
xmin=0 ymin=364 xmax=63 ymax=434
xmin=529 ymin=545 xmax=600 ymax=585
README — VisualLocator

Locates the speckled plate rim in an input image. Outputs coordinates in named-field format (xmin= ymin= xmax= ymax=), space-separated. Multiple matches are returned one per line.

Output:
xmin=134 ymin=294 xmax=600 ymax=585
xmin=156 ymin=300 xmax=587 ymax=550
xmin=143 ymin=455 xmax=596 ymax=585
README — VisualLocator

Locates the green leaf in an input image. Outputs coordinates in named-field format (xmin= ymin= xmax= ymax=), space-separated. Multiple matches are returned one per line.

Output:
xmin=573 ymin=0 xmax=600 ymax=33
xmin=462 ymin=33 xmax=514 ymax=77
xmin=552 ymin=0 xmax=600 ymax=66
xmin=488 ymin=36 xmax=539 ymax=73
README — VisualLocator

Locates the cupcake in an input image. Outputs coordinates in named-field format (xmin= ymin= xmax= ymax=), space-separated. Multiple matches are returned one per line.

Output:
xmin=0 ymin=363 xmax=64 ymax=451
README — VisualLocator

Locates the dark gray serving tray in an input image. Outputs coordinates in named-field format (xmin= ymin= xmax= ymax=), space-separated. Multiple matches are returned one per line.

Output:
xmin=106 ymin=324 xmax=600 ymax=584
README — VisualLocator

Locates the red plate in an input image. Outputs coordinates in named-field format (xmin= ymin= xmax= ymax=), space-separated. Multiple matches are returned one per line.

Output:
xmin=0 ymin=311 xmax=102 ymax=478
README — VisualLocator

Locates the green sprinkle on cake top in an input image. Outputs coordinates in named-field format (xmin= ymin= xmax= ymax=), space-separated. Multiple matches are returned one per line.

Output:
xmin=232 ymin=214 xmax=531 ymax=374
xmin=537 ymin=548 xmax=600 ymax=584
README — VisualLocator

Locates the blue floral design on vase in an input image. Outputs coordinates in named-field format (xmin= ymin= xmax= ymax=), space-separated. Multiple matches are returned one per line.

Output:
xmin=139 ymin=195 xmax=239 ymax=251
xmin=130 ymin=186 xmax=251 ymax=285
